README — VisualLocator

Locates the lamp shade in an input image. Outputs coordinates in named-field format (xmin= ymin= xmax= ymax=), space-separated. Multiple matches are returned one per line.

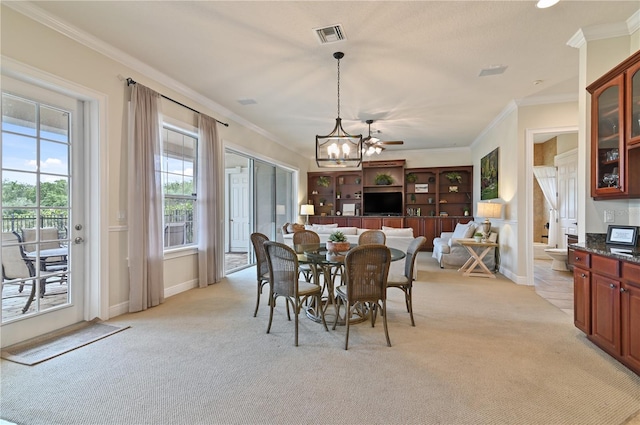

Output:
xmin=300 ymin=204 xmax=315 ymax=216
xmin=477 ymin=202 xmax=502 ymax=219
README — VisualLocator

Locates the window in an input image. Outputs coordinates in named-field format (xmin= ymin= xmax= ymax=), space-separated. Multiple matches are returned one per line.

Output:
xmin=161 ymin=125 xmax=197 ymax=248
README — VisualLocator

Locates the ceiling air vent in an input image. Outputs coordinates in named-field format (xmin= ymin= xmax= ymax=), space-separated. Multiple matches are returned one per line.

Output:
xmin=313 ymin=24 xmax=346 ymax=44
xmin=479 ymin=65 xmax=508 ymax=77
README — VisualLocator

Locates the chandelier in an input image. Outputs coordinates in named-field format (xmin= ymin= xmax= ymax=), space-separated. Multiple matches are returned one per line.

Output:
xmin=315 ymin=52 xmax=363 ymax=168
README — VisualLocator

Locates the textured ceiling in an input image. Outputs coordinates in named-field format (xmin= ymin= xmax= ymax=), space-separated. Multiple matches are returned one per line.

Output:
xmin=18 ymin=1 xmax=640 ymax=158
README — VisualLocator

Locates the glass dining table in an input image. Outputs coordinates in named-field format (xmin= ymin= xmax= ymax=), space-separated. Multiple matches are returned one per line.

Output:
xmin=293 ymin=243 xmax=406 ymax=325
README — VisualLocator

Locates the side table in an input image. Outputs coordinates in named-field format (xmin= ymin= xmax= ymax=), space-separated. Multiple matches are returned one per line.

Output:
xmin=458 ymin=240 xmax=498 ymax=278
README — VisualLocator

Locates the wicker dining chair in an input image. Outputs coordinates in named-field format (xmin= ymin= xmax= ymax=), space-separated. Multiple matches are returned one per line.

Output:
xmin=264 ymin=241 xmax=328 ymax=346
xmin=333 ymin=244 xmax=391 ymax=350
xmin=292 ymin=230 xmax=320 ymax=282
xmin=250 ymin=232 xmax=270 ymax=317
xmin=387 ymin=236 xmax=426 ymax=326
xmin=357 ymin=229 xmax=386 ymax=245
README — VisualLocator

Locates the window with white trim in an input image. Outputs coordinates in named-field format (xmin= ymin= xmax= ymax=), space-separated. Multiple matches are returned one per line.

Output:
xmin=161 ymin=124 xmax=197 ymax=249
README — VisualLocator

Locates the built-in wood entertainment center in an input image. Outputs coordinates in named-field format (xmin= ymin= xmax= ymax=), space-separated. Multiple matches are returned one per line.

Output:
xmin=306 ymin=160 xmax=474 ymax=250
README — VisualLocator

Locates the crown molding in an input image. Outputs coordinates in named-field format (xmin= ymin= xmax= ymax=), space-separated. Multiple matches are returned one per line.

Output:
xmin=567 ymin=9 xmax=640 ymax=48
xmin=4 ymin=1 xmax=289 ymax=149
xmin=516 ymin=93 xmax=578 ymax=107
xmin=470 ymin=100 xmax=518 ymax=149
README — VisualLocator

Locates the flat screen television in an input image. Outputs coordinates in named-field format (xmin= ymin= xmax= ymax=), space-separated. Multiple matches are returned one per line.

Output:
xmin=363 ymin=192 xmax=403 ymax=216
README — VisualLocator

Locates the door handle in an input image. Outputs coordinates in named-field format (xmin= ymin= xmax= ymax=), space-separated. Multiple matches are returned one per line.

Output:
xmin=74 ymin=237 xmax=84 ymax=244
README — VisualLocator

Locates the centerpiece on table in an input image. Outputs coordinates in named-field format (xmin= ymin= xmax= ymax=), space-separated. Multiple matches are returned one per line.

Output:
xmin=326 ymin=230 xmax=350 ymax=253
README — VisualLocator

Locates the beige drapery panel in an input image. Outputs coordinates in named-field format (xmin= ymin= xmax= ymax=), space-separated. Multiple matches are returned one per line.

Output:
xmin=127 ymin=84 xmax=165 ymax=312
xmin=197 ymin=114 xmax=223 ymax=286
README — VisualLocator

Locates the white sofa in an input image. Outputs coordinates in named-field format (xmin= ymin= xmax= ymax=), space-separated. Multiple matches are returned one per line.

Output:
xmin=431 ymin=221 xmax=497 ymax=270
xmin=282 ymin=223 xmax=415 ymax=276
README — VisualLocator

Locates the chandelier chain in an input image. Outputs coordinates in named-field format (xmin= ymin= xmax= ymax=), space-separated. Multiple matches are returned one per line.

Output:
xmin=336 ymin=56 xmax=340 ymax=118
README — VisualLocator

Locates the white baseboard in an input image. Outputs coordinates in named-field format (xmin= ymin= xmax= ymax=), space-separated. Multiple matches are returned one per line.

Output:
xmin=108 ymin=278 xmax=200 ymax=318
xmin=499 ymin=266 xmax=533 ymax=286
xmin=164 ymin=279 xmax=199 ymax=298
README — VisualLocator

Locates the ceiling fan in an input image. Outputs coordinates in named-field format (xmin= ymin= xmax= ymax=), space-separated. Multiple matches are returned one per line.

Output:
xmin=362 ymin=119 xmax=403 ymax=156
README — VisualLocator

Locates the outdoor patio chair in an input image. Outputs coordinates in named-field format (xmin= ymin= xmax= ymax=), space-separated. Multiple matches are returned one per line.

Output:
xmin=1 ymin=231 xmax=65 ymax=314
xmin=21 ymin=227 xmax=67 ymax=269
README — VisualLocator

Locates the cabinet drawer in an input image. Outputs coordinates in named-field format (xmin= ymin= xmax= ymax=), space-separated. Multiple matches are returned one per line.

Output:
xmin=622 ymin=262 xmax=640 ymax=284
xmin=592 ymin=255 xmax=620 ymax=277
xmin=573 ymin=251 xmax=591 ymax=268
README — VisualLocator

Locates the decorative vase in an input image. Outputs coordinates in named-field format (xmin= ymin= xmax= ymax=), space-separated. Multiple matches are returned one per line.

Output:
xmin=474 ymin=236 xmax=482 ymax=242
xmin=326 ymin=241 xmax=350 ymax=253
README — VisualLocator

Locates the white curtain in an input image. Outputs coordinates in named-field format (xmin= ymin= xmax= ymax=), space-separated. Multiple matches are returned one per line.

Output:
xmin=533 ymin=166 xmax=558 ymax=248
xmin=127 ymin=84 xmax=165 ymax=312
xmin=197 ymin=114 xmax=223 ymax=287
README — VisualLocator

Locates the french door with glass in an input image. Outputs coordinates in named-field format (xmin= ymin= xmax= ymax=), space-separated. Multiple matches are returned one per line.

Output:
xmin=1 ymin=76 xmax=85 ymax=339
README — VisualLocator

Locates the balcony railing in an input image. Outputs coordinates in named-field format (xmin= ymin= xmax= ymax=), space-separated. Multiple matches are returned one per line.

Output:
xmin=2 ymin=215 xmax=69 ymax=239
xmin=3 ymin=210 xmax=194 ymax=246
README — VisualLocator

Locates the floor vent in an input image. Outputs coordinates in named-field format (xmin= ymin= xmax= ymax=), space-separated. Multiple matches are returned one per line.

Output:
xmin=313 ymin=24 xmax=346 ymax=44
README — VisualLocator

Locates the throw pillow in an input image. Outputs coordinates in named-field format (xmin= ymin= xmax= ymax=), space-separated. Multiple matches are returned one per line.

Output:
xmin=382 ymin=228 xmax=414 ymax=237
xmin=451 ymin=222 xmax=475 ymax=239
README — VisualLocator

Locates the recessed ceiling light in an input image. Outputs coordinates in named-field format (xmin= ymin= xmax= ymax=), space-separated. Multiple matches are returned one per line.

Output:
xmin=479 ymin=65 xmax=508 ymax=77
xmin=536 ymin=0 xmax=559 ymax=8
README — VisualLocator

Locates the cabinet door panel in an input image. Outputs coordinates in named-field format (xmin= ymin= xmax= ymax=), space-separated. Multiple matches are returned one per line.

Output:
xmin=621 ymin=282 xmax=640 ymax=373
xmin=404 ymin=217 xmax=422 ymax=238
xmin=590 ymin=75 xmax=625 ymax=198
xmin=573 ymin=267 xmax=591 ymax=334
xmin=627 ymin=60 xmax=640 ymax=146
xmin=590 ymin=273 xmax=621 ymax=355
xmin=592 ymin=255 xmax=620 ymax=278
xmin=382 ymin=217 xmax=404 ymax=228
xmin=361 ymin=217 xmax=382 ymax=230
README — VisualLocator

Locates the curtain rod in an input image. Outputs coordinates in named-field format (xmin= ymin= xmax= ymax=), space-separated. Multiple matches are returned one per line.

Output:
xmin=126 ymin=77 xmax=229 ymax=127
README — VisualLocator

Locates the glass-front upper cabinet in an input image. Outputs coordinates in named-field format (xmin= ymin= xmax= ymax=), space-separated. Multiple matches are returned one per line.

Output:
xmin=627 ymin=60 xmax=640 ymax=146
xmin=590 ymin=74 xmax=625 ymax=198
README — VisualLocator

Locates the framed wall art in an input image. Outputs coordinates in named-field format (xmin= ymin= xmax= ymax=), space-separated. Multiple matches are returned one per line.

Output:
xmin=481 ymin=147 xmax=499 ymax=200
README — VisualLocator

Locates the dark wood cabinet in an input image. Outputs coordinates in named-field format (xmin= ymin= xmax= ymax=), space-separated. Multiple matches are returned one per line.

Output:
xmin=572 ymin=248 xmax=640 ymax=375
xmin=567 ymin=234 xmax=579 ymax=272
xmin=306 ymin=162 xmax=473 ymax=248
xmin=405 ymin=166 xmax=473 ymax=218
xmin=573 ymin=265 xmax=591 ymax=334
xmin=587 ymin=50 xmax=640 ymax=200
xmin=621 ymin=262 xmax=640 ymax=372
xmin=626 ymin=58 xmax=640 ymax=147
xmin=590 ymin=272 xmax=621 ymax=356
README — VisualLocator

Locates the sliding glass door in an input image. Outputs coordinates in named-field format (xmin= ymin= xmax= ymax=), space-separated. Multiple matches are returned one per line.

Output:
xmin=224 ymin=150 xmax=295 ymax=274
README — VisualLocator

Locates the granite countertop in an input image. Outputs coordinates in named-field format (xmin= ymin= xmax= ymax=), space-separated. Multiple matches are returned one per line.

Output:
xmin=570 ymin=237 xmax=640 ymax=264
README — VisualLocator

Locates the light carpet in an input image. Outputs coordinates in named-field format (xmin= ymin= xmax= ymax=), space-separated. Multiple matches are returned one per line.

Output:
xmin=1 ymin=320 xmax=129 ymax=365
xmin=1 ymin=255 xmax=638 ymax=425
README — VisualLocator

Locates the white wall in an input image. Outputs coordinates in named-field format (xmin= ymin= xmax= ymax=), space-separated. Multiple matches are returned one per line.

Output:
xmin=1 ymin=6 xmax=308 ymax=315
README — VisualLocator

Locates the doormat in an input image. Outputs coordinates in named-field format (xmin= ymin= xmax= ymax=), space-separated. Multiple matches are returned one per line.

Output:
xmin=1 ymin=320 xmax=130 ymax=365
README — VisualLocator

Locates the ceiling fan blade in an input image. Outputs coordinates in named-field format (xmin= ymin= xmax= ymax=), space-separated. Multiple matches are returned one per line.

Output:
xmin=379 ymin=141 xmax=404 ymax=145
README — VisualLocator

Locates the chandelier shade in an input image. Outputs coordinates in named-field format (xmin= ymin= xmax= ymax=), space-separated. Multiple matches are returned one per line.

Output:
xmin=316 ymin=52 xmax=362 ymax=168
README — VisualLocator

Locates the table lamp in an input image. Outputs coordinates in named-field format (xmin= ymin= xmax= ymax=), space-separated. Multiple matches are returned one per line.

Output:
xmin=477 ymin=202 xmax=502 ymax=240
xmin=300 ymin=204 xmax=314 ymax=225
